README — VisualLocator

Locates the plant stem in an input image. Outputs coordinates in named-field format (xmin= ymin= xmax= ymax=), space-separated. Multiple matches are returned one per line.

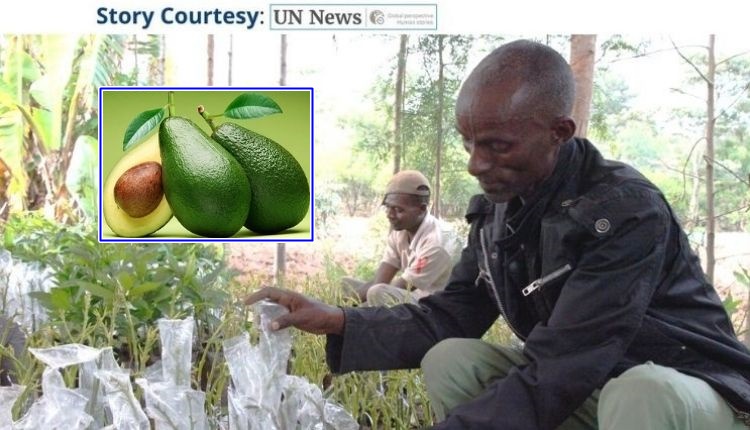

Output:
xmin=168 ymin=91 xmax=175 ymax=117
xmin=198 ymin=105 xmax=217 ymax=132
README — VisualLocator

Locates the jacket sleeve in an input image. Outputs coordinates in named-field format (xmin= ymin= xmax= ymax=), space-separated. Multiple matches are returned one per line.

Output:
xmin=326 ymin=218 xmax=500 ymax=372
xmin=435 ymin=191 xmax=672 ymax=430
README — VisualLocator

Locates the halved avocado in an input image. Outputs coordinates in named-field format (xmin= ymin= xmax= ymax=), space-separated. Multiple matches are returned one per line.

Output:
xmin=103 ymin=134 xmax=173 ymax=237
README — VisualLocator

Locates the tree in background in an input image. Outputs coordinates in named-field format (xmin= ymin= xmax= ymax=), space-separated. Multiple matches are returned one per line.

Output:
xmin=207 ymin=35 xmax=215 ymax=86
xmin=392 ymin=35 xmax=408 ymax=174
xmin=276 ymin=34 xmax=289 ymax=287
xmin=570 ymin=35 xmax=597 ymax=137
xmin=671 ymin=36 xmax=750 ymax=282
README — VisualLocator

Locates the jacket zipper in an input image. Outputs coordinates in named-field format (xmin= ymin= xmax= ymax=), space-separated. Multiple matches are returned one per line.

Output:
xmin=479 ymin=227 xmax=525 ymax=340
xmin=521 ymin=264 xmax=573 ymax=297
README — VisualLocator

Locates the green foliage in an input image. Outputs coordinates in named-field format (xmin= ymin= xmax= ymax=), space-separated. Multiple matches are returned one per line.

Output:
xmin=670 ymin=52 xmax=750 ymax=231
xmin=2 ymin=212 xmax=231 ymax=367
xmin=725 ymin=267 xmax=750 ymax=336
xmin=125 ymin=35 xmax=164 ymax=86
xmin=339 ymin=173 xmax=379 ymax=216
xmin=589 ymin=72 xmax=637 ymax=143
xmin=0 ymin=35 xmax=118 ymax=220
xmin=65 ymin=135 xmax=99 ymax=219
xmin=598 ymin=35 xmax=651 ymax=61
xmin=344 ymin=35 xmax=479 ymax=219
xmin=122 ymin=106 xmax=167 ymax=151
xmin=1 ymin=212 xmax=509 ymax=428
xmin=221 ymin=92 xmax=283 ymax=119
xmin=402 ymin=36 xmax=476 ymax=218
xmin=314 ymin=181 xmax=343 ymax=237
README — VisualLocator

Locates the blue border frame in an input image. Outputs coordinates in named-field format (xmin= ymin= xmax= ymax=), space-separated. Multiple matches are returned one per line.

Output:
xmin=98 ymin=86 xmax=315 ymax=244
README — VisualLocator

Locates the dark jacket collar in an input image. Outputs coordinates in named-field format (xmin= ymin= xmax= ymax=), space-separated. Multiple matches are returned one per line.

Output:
xmin=493 ymin=138 xmax=581 ymax=247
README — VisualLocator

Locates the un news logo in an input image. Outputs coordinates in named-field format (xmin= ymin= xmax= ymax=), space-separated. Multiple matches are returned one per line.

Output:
xmin=369 ymin=10 xmax=385 ymax=25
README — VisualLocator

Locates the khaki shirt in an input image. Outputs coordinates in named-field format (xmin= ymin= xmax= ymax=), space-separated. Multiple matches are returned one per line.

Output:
xmin=381 ymin=214 xmax=455 ymax=298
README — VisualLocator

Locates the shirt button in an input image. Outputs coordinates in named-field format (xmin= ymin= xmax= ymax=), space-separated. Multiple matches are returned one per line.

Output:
xmin=491 ymin=252 xmax=498 ymax=259
xmin=594 ymin=218 xmax=611 ymax=233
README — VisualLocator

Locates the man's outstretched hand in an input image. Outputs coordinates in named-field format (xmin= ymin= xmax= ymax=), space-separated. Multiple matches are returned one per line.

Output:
xmin=244 ymin=287 xmax=345 ymax=335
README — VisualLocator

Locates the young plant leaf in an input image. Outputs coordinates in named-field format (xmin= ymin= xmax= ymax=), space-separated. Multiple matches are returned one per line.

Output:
xmin=222 ymin=93 xmax=282 ymax=119
xmin=76 ymin=280 xmax=115 ymax=300
xmin=123 ymin=107 xmax=166 ymax=151
xmin=129 ymin=281 xmax=162 ymax=298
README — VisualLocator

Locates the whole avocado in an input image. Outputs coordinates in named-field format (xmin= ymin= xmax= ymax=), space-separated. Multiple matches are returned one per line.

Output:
xmin=212 ymin=122 xmax=310 ymax=234
xmin=159 ymin=116 xmax=251 ymax=237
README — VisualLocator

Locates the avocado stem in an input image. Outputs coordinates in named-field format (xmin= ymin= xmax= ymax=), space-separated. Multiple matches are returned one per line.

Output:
xmin=168 ymin=91 xmax=175 ymax=117
xmin=198 ymin=105 xmax=217 ymax=132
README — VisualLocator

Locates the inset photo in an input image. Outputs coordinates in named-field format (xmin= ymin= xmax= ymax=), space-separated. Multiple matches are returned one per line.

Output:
xmin=99 ymin=88 xmax=313 ymax=242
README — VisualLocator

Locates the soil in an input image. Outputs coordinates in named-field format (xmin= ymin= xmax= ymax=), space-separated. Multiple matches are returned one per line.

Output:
xmin=226 ymin=217 xmax=377 ymax=288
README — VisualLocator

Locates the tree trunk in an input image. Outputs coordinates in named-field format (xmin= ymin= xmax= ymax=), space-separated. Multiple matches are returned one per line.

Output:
xmin=159 ymin=35 xmax=166 ymax=85
xmin=207 ymin=35 xmax=214 ymax=86
xmin=433 ymin=35 xmax=445 ymax=219
xmin=569 ymin=35 xmax=597 ymax=138
xmin=705 ymin=35 xmax=716 ymax=284
xmin=228 ymin=35 xmax=233 ymax=86
xmin=132 ymin=35 xmax=139 ymax=83
xmin=687 ymin=144 xmax=704 ymax=231
xmin=280 ymin=35 xmax=288 ymax=86
xmin=393 ymin=35 xmax=408 ymax=174
xmin=275 ymin=34 xmax=289 ymax=287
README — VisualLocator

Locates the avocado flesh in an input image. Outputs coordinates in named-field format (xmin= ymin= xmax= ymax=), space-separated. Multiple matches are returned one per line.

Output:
xmin=212 ymin=123 xmax=310 ymax=234
xmin=159 ymin=116 xmax=251 ymax=238
xmin=103 ymin=134 xmax=173 ymax=237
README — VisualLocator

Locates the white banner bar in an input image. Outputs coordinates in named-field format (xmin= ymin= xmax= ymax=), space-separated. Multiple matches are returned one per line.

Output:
xmin=1 ymin=0 xmax=749 ymax=33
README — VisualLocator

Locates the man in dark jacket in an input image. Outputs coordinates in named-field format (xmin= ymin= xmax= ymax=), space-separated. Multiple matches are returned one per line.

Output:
xmin=246 ymin=39 xmax=750 ymax=429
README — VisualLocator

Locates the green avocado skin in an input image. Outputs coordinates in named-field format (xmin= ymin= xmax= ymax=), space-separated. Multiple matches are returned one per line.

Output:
xmin=159 ymin=117 xmax=251 ymax=237
xmin=212 ymin=122 xmax=310 ymax=234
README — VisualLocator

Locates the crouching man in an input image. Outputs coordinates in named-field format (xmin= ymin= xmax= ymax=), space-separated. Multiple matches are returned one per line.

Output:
xmin=342 ymin=170 xmax=456 ymax=306
xmin=246 ymin=40 xmax=750 ymax=429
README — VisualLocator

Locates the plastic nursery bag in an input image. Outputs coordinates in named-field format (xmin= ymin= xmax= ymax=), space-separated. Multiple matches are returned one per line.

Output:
xmin=95 ymin=363 xmax=150 ymax=430
xmin=13 ymin=367 xmax=94 ymax=429
xmin=28 ymin=343 xmax=102 ymax=369
xmin=137 ymin=316 xmax=209 ymax=430
xmin=280 ymin=375 xmax=358 ymax=430
xmin=29 ymin=343 xmax=109 ymax=426
xmin=224 ymin=300 xmax=358 ymax=430
xmin=136 ymin=378 xmax=208 ymax=430
xmin=157 ymin=317 xmax=194 ymax=388
xmin=22 ymin=343 xmax=149 ymax=430
xmin=0 ymin=250 xmax=54 ymax=331
xmin=80 ymin=347 xmax=118 ymax=427
xmin=0 ymin=384 xmax=25 ymax=428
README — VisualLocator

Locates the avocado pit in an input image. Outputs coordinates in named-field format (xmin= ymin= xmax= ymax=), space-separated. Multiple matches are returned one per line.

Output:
xmin=114 ymin=161 xmax=164 ymax=218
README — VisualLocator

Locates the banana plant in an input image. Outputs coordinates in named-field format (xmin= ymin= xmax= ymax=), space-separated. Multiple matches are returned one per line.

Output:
xmin=0 ymin=35 xmax=114 ymax=221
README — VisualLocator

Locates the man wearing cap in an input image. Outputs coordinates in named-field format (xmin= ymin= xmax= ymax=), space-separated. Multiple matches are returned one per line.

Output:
xmin=246 ymin=39 xmax=750 ymax=429
xmin=342 ymin=170 xmax=455 ymax=306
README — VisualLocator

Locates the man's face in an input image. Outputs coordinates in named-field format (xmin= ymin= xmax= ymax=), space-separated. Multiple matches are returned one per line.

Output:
xmin=455 ymin=81 xmax=560 ymax=203
xmin=382 ymin=194 xmax=426 ymax=232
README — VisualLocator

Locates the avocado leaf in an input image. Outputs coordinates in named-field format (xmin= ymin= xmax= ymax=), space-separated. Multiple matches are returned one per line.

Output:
xmin=222 ymin=93 xmax=282 ymax=119
xmin=123 ymin=106 xmax=167 ymax=151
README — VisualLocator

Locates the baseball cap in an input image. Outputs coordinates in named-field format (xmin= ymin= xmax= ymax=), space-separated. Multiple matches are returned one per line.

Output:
xmin=385 ymin=170 xmax=431 ymax=197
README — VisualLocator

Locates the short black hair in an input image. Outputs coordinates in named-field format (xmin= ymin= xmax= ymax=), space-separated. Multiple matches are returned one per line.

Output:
xmin=471 ymin=39 xmax=575 ymax=121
